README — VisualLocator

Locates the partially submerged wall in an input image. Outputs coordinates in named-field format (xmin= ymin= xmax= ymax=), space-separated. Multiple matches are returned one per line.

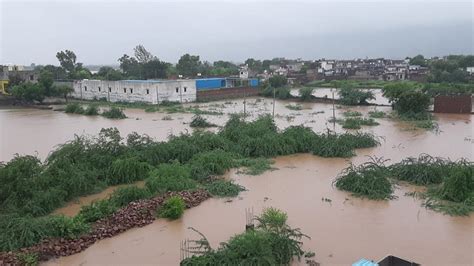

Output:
xmin=197 ymin=87 xmax=260 ymax=101
xmin=433 ymin=95 xmax=472 ymax=114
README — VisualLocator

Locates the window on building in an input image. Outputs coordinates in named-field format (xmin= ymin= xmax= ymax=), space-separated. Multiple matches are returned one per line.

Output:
xmin=29 ymin=75 xmax=34 ymax=81
xmin=176 ymin=87 xmax=179 ymax=93
xmin=146 ymin=89 xmax=150 ymax=94
xmin=108 ymin=87 xmax=112 ymax=92
xmin=84 ymin=86 xmax=87 ymax=91
xmin=124 ymin=88 xmax=126 ymax=93
xmin=98 ymin=86 xmax=101 ymax=92
xmin=130 ymin=88 xmax=133 ymax=94
xmin=184 ymin=87 xmax=187 ymax=92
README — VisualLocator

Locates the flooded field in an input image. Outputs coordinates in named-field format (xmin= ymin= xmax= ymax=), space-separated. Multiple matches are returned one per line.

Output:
xmin=1 ymin=97 xmax=473 ymax=265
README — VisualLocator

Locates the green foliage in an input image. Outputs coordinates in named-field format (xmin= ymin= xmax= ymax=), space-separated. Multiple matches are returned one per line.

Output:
xmin=341 ymin=117 xmax=379 ymax=129
xmin=334 ymin=159 xmax=394 ymax=200
xmin=390 ymin=154 xmax=448 ymax=185
xmin=205 ymin=179 xmax=245 ymax=197
xmin=0 ymin=214 xmax=89 ymax=251
xmin=17 ymin=252 xmax=38 ymax=266
xmin=395 ymin=91 xmax=431 ymax=115
xmin=190 ymin=115 xmax=216 ymax=128
xmin=438 ymin=165 xmax=473 ymax=203
xmin=312 ymin=132 xmax=379 ymax=158
xmin=382 ymin=82 xmax=418 ymax=103
xmin=109 ymin=186 xmax=151 ymax=206
xmin=108 ymin=157 xmax=152 ymax=185
xmin=10 ymin=83 xmax=45 ymax=103
xmin=102 ymin=107 xmax=127 ymax=119
xmin=77 ymin=199 xmax=118 ymax=223
xmin=338 ymin=86 xmax=375 ymax=105
xmin=158 ymin=196 xmax=186 ymax=220
xmin=65 ymin=103 xmax=85 ymax=114
xmin=84 ymin=104 xmax=99 ymax=116
xmin=368 ymin=110 xmax=386 ymax=118
xmin=285 ymin=104 xmax=302 ymax=110
xmin=189 ymin=150 xmax=236 ymax=180
xmin=342 ymin=110 xmax=362 ymax=117
xmin=299 ymin=87 xmax=314 ymax=101
xmin=181 ymin=208 xmax=309 ymax=265
xmin=268 ymin=75 xmax=288 ymax=88
xmin=235 ymin=158 xmax=275 ymax=175
xmin=177 ymin=54 xmax=202 ymax=77
xmin=409 ymin=54 xmax=427 ymax=66
xmin=146 ymin=165 xmax=197 ymax=194
xmin=261 ymin=85 xmax=291 ymax=99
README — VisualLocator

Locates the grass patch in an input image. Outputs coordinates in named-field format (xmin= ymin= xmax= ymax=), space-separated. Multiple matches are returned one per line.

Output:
xmin=341 ymin=117 xmax=379 ymax=129
xmin=65 ymin=103 xmax=84 ymax=114
xmin=235 ymin=158 xmax=275 ymax=175
xmin=84 ymin=105 xmax=99 ymax=116
xmin=205 ymin=179 xmax=245 ymax=197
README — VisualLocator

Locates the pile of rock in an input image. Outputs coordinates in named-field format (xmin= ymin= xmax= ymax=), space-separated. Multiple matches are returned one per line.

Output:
xmin=0 ymin=190 xmax=210 ymax=265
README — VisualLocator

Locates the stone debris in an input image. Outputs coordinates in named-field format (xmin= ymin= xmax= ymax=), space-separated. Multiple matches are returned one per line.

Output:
xmin=0 ymin=189 xmax=210 ymax=265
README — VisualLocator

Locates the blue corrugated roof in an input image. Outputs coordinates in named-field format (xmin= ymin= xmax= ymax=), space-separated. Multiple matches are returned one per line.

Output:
xmin=352 ymin=259 xmax=378 ymax=266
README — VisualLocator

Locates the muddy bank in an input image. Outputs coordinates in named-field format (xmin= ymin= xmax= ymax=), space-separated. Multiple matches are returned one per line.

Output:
xmin=0 ymin=190 xmax=209 ymax=265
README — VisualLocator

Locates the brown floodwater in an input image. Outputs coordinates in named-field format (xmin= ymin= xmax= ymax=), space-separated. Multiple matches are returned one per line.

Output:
xmin=1 ymin=98 xmax=473 ymax=265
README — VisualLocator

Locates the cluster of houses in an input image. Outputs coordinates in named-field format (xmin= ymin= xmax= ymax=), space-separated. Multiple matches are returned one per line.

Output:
xmin=241 ymin=58 xmax=431 ymax=84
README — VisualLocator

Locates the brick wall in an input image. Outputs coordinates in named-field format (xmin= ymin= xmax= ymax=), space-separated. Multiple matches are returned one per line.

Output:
xmin=433 ymin=95 xmax=472 ymax=114
xmin=197 ymin=87 xmax=260 ymax=101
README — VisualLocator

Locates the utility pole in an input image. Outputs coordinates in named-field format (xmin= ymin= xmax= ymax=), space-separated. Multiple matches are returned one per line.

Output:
xmin=243 ymin=88 xmax=247 ymax=117
xmin=272 ymin=86 xmax=276 ymax=118
xmin=332 ymin=88 xmax=336 ymax=133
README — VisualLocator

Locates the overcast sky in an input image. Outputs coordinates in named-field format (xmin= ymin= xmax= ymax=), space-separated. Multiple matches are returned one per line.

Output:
xmin=0 ymin=0 xmax=472 ymax=65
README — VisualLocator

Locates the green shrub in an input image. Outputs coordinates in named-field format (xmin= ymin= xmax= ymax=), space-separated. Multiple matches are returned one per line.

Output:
xmin=285 ymin=104 xmax=302 ymax=110
xmin=341 ymin=117 xmax=379 ymax=129
xmin=65 ymin=103 xmax=84 ymax=114
xmin=145 ymin=175 xmax=197 ymax=194
xmin=190 ymin=115 xmax=216 ymax=128
xmin=158 ymin=196 xmax=186 ymax=220
xmin=84 ymin=104 xmax=99 ymax=116
xmin=338 ymin=86 xmax=375 ymax=105
xmin=395 ymin=91 xmax=430 ymax=115
xmin=390 ymin=154 xmax=448 ymax=185
xmin=299 ymin=87 xmax=314 ymax=101
xmin=257 ymin=207 xmax=288 ymax=230
xmin=0 ymin=214 xmax=89 ymax=251
xmin=189 ymin=150 xmax=236 ymax=180
xmin=438 ymin=164 xmax=474 ymax=203
xmin=102 ymin=107 xmax=127 ymax=119
xmin=108 ymin=158 xmax=152 ymax=185
xmin=342 ymin=110 xmax=362 ymax=117
xmin=235 ymin=157 xmax=275 ymax=175
xmin=109 ymin=186 xmax=151 ymax=207
xmin=368 ymin=110 xmax=385 ymax=118
xmin=205 ymin=179 xmax=245 ymax=197
xmin=17 ymin=252 xmax=38 ymax=266
xmin=334 ymin=159 xmax=393 ymax=200
xmin=77 ymin=199 xmax=118 ymax=223
xmin=261 ymin=86 xmax=291 ymax=99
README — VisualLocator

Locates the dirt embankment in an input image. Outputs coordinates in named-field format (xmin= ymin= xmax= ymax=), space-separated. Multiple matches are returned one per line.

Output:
xmin=0 ymin=190 xmax=210 ymax=265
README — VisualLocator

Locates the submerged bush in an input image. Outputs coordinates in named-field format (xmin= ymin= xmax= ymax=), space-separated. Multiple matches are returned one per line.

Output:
xmin=189 ymin=150 xmax=236 ymax=180
xmin=341 ymin=117 xmax=379 ymax=129
xmin=77 ymin=199 xmax=118 ymax=223
xmin=205 ymin=179 xmax=245 ymax=197
xmin=438 ymin=165 xmax=474 ymax=203
xmin=261 ymin=86 xmax=291 ymax=99
xmin=109 ymin=186 xmax=151 ymax=207
xmin=84 ymin=104 xmax=99 ymax=116
xmin=181 ymin=208 xmax=309 ymax=265
xmin=158 ymin=196 xmax=186 ymax=220
xmin=334 ymin=159 xmax=394 ymax=200
xmin=342 ymin=110 xmax=362 ymax=117
xmin=102 ymin=107 xmax=127 ymax=119
xmin=65 ymin=103 xmax=84 ymax=114
xmin=390 ymin=154 xmax=448 ymax=185
xmin=338 ymin=86 xmax=375 ymax=105
xmin=146 ymin=174 xmax=197 ymax=194
xmin=368 ymin=110 xmax=386 ymax=118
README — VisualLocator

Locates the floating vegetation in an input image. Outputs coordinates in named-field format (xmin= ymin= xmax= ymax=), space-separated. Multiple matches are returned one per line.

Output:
xmin=235 ymin=158 xmax=275 ymax=175
xmin=64 ymin=103 xmax=85 ymax=114
xmin=157 ymin=196 xmax=186 ymax=220
xmin=84 ymin=105 xmax=99 ymax=116
xmin=341 ymin=117 xmax=379 ymax=129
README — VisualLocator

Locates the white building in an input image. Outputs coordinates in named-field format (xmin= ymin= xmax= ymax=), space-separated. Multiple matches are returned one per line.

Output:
xmin=466 ymin=66 xmax=474 ymax=75
xmin=72 ymin=79 xmax=196 ymax=104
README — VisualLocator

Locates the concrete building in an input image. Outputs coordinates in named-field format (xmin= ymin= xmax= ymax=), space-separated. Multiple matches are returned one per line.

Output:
xmin=0 ymin=65 xmax=39 ymax=94
xmin=72 ymin=79 xmax=196 ymax=104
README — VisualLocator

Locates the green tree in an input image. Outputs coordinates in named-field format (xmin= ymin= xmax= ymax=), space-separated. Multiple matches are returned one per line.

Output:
xmin=10 ymin=83 xmax=45 ymax=103
xmin=177 ymin=54 xmax=201 ymax=77
xmin=56 ymin=50 xmax=77 ymax=73
xmin=143 ymin=60 xmax=168 ymax=79
xmin=268 ymin=75 xmax=287 ymax=88
xmin=38 ymin=70 xmax=54 ymax=96
xmin=54 ymin=85 xmax=74 ymax=102
xmin=118 ymin=54 xmax=142 ymax=79
xmin=134 ymin=45 xmax=156 ymax=64
xmin=409 ymin=54 xmax=427 ymax=66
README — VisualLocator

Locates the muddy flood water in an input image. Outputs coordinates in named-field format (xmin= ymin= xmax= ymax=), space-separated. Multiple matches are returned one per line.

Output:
xmin=1 ymin=96 xmax=473 ymax=265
